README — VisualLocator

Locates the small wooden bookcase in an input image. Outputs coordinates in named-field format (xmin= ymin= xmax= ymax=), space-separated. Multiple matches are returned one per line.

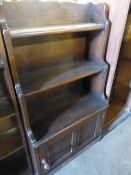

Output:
xmin=0 ymin=1 xmax=110 ymax=174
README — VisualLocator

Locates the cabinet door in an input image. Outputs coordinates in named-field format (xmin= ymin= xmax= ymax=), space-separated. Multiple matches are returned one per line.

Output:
xmin=77 ymin=112 xmax=104 ymax=149
xmin=39 ymin=131 xmax=75 ymax=174
xmin=39 ymin=111 xmax=105 ymax=174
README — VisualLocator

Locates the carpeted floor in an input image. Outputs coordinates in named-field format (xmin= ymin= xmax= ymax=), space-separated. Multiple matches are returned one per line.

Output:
xmin=55 ymin=116 xmax=131 ymax=175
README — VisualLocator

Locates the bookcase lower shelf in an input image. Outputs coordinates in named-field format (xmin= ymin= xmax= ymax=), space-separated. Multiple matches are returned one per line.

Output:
xmin=30 ymin=94 xmax=108 ymax=142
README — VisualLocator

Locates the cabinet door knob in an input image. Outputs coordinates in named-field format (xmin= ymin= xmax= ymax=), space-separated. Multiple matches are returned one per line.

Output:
xmin=42 ymin=159 xmax=50 ymax=170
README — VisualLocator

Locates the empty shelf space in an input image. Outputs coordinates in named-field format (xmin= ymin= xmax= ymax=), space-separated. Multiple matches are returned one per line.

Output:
xmin=0 ymin=148 xmax=30 ymax=175
xmin=0 ymin=97 xmax=14 ymax=118
xmin=0 ymin=127 xmax=23 ymax=160
xmin=29 ymin=92 xmax=108 ymax=142
xmin=21 ymin=61 xmax=103 ymax=96
xmin=10 ymin=23 xmax=104 ymax=38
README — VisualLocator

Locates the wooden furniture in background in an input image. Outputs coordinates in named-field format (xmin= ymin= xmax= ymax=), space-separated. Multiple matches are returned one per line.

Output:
xmin=103 ymin=0 xmax=130 ymax=98
xmin=0 ymin=1 xmax=110 ymax=174
xmin=103 ymin=9 xmax=131 ymax=132
xmin=0 ymin=32 xmax=31 ymax=174
xmin=103 ymin=81 xmax=131 ymax=132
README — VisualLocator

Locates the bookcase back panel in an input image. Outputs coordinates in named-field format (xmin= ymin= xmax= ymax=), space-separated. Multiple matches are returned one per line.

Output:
xmin=26 ymin=80 xmax=86 ymax=140
xmin=3 ymin=1 xmax=91 ymax=28
xmin=12 ymin=33 xmax=86 ymax=77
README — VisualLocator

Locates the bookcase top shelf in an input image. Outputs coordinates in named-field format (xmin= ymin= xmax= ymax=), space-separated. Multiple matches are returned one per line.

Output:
xmin=10 ymin=23 xmax=104 ymax=38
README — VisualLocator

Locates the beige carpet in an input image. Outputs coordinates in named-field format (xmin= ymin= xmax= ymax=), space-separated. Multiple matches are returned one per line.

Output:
xmin=55 ymin=115 xmax=131 ymax=175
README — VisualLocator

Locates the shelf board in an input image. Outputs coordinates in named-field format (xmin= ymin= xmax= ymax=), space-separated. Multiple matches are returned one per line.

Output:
xmin=10 ymin=23 xmax=104 ymax=38
xmin=0 ymin=112 xmax=15 ymax=121
xmin=22 ymin=61 xmax=103 ymax=97
xmin=0 ymin=127 xmax=23 ymax=160
xmin=0 ymin=145 xmax=24 ymax=161
xmin=0 ymin=113 xmax=16 ymax=134
xmin=30 ymin=93 xmax=108 ymax=142
xmin=0 ymin=97 xmax=14 ymax=119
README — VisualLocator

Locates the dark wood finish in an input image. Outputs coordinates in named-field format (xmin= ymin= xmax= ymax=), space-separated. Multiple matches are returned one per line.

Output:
xmin=39 ymin=111 xmax=105 ymax=175
xmin=28 ymin=92 xmax=107 ymax=142
xmin=10 ymin=23 xmax=104 ymax=38
xmin=0 ymin=96 xmax=13 ymax=118
xmin=114 ymin=59 xmax=131 ymax=102
xmin=103 ymin=97 xmax=125 ymax=130
xmin=0 ymin=2 xmax=110 ymax=175
xmin=0 ymin=148 xmax=30 ymax=175
xmin=104 ymin=11 xmax=131 ymax=130
xmin=2 ymin=2 xmax=106 ymax=28
xmin=76 ymin=111 xmax=105 ymax=149
xmin=104 ymin=0 xmax=130 ymax=98
xmin=0 ymin=31 xmax=31 ymax=173
xmin=22 ymin=61 xmax=103 ymax=96
xmin=0 ymin=126 xmax=23 ymax=160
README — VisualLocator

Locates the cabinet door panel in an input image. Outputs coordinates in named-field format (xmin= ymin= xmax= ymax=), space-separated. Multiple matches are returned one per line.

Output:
xmin=39 ymin=111 xmax=105 ymax=174
xmin=40 ymin=132 xmax=74 ymax=173
xmin=48 ymin=133 xmax=72 ymax=165
xmin=77 ymin=113 xmax=102 ymax=148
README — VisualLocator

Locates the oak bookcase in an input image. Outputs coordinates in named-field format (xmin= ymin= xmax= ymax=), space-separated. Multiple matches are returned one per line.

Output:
xmin=0 ymin=1 xmax=110 ymax=174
